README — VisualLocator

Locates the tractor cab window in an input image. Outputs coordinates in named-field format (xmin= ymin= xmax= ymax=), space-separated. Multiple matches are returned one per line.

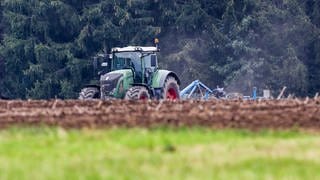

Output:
xmin=112 ymin=52 xmax=141 ymax=73
xmin=113 ymin=52 xmax=158 ymax=83
xmin=144 ymin=54 xmax=158 ymax=72
xmin=113 ymin=57 xmax=131 ymax=69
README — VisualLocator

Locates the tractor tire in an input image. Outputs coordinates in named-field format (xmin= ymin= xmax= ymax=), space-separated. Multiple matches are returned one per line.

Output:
xmin=125 ymin=86 xmax=150 ymax=100
xmin=79 ymin=87 xmax=100 ymax=100
xmin=162 ymin=76 xmax=180 ymax=100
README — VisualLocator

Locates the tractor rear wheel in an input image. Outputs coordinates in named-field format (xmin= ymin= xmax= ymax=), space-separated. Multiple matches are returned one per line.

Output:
xmin=125 ymin=86 xmax=150 ymax=100
xmin=79 ymin=87 xmax=100 ymax=100
xmin=162 ymin=76 xmax=180 ymax=100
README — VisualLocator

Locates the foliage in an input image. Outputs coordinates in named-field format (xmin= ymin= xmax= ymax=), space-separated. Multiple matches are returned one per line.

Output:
xmin=0 ymin=0 xmax=319 ymax=98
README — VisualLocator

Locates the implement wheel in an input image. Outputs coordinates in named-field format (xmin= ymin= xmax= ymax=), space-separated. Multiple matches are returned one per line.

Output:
xmin=125 ymin=86 xmax=150 ymax=100
xmin=162 ymin=76 xmax=180 ymax=100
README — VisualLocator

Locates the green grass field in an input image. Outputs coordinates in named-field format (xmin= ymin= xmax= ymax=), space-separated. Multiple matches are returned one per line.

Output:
xmin=0 ymin=127 xmax=319 ymax=180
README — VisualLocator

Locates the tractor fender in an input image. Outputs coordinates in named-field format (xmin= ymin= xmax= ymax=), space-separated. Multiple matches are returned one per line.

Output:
xmin=152 ymin=70 xmax=181 ymax=88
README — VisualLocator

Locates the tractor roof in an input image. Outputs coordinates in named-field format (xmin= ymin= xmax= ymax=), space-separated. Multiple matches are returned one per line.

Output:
xmin=111 ymin=46 xmax=159 ymax=53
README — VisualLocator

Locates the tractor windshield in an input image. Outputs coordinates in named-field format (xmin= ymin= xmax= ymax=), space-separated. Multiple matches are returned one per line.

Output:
xmin=112 ymin=52 xmax=157 ymax=70
xmin=112 ymin=51 xmax=158 ymax=83
xmin=112 ymin=52 xmax=141 ymax=72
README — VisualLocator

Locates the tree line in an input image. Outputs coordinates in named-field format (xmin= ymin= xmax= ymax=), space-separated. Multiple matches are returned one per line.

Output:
xmin=0 ymin=0 xmax=319 ymax=99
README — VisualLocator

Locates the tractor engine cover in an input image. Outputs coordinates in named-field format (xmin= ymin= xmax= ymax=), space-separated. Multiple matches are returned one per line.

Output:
xmin=100 ymin=73 xmax=123 ymax=99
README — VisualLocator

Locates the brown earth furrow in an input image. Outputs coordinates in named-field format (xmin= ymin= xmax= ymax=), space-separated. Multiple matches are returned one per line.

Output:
xmin=0 ymin=99 xmax=319 ymax=130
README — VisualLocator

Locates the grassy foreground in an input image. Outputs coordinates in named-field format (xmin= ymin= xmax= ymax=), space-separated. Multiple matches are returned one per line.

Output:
xmin=0 ymin=127 xmax=319 ymax=180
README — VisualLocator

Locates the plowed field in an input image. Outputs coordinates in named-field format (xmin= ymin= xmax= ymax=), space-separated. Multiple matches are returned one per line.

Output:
xmin=0 ymin=99 xmax=320 ymax=130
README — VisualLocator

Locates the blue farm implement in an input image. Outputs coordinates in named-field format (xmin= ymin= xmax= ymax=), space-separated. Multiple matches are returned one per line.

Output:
xmin=180 ymin=80 xmax=226 ymax=100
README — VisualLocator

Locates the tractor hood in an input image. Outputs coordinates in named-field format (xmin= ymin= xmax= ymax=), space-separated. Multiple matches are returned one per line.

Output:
xmin=100 ymin=70 xmax=133 ymax=99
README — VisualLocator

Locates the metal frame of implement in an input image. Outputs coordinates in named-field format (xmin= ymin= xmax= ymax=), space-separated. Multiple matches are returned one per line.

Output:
xmin=180 ymin=80 xmax=224 ymax=100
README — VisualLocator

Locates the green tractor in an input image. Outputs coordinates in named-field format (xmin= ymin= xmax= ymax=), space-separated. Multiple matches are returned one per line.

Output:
xmin=79 ymin=40 xmax=180 ymax=100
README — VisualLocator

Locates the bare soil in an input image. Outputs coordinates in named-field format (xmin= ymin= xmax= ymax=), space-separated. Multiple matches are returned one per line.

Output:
xmin=0 ymin=99 xmax=319 ymax=130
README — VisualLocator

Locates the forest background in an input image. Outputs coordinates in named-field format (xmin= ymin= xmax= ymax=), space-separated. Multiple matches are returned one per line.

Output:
xmin=0 ymin=0 xmax=319 ymax=99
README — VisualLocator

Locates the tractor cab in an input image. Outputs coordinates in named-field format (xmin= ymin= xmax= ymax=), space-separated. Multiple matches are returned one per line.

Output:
xmin=110 ymin=46 xmax=159 ymax=85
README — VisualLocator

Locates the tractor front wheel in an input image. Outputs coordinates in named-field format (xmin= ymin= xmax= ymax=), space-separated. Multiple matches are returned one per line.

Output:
xmin=125 ymin=86 xmax=150 ymax=100
xmin=162 ymin=77 xmax=180 ymax=100
xmin=79 ymin=87 xmax=100 ymax=100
